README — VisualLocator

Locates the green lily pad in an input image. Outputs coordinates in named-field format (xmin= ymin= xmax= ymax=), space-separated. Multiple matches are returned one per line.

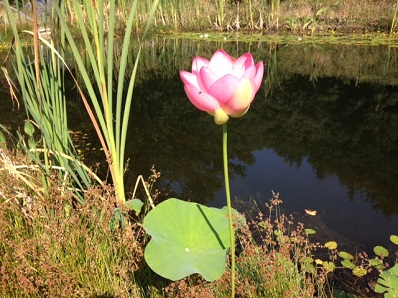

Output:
xmin=374 ymin=245 xmax=389 ymax=258
xmin=352 ymin=267 xmax=367 ymax=277
xmin=339 ymin=251 xmax=354 ymax=260
xmin=369 ymin=258 xmax=384 ymax=271
xmin=325 ymin=241 xmax=338 ymax=250
xmin=341 ymin=259 xmax=356 ymax=269
xmin=305 ymin=228 xmax=316 ymax=235
xmin=322 ymin=261 xmax=335 ymax=272
xmin=390 ymin=235 xmax=398 ymax=246
xmin=143 ymin=198 xmax=231 ymax=281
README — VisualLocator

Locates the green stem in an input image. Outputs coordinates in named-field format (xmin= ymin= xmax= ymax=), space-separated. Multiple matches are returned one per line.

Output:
xmin=223 ymin=123 xmax=235 ymax=297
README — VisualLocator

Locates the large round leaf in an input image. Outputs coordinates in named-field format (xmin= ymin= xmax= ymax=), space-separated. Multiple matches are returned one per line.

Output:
xmin=143 ymin=198 xmax=231 ymax=281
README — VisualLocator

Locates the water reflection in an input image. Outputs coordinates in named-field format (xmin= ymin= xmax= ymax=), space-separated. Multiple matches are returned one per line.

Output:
xmin=125 ymin=68 xmax=398 ymax=212
xmin=123 ymin=40 xmax=398 ymax=249
xmin=1 ymin=38 xmax=398 ymax=250
xmin=212 ymin=149 xmax=398 ymax=250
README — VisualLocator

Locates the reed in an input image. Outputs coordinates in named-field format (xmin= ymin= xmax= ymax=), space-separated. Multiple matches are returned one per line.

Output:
xmin=2 ymin=0 xmax=95 ymax=202
xmin=392 ymin=0 xmax=398 ymax=33
xmin=3 ymin=0 xmax=398 ymax=33
xmin=51 ymin=0 xmax=159 ymax=203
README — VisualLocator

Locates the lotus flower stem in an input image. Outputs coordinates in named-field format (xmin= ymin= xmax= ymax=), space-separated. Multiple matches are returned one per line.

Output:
xmin=223 ymin=123 xmax=235 ymax=297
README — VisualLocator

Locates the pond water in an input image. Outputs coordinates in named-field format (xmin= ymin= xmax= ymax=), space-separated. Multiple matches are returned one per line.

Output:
xmin=1 ymin=37 xmax=398 ymax=252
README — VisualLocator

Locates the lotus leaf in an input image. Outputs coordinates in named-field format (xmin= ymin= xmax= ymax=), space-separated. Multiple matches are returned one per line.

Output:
xmin=375 ymin=264 xmax=398 ymax=297
xmin=143 ymin=198 xmax=231 ymax=281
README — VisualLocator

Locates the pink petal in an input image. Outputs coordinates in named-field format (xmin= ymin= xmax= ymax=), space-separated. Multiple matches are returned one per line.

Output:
xmin=192 ymin=56 xmax=209 ymax=73
xmin=242 ymin=53 xmax=255 ymax=69
xmin=222 ymin=78 xmax=255 ymax=114
xmin=234 ymin=53 xmax=254 ymax=70
xmin=180 ymin=71 xmax=199 ymax=89
xmin=209 ymin=50 xmax=234 ymax=77
xmin=184 ymin=85 xmax=220 ymax=112
xmin=233 ymin=55 xmax=248 ymax=70
xmin=243 ymin=65 xmax=257 ymax=79
xmin=231 ymin=55 xmax=247 ymax=78
xmin=197 ymin=66 xmax=219 ymax=93
xmin=232 ymin=53 xmax=256 ymax=79
xmin=208 ymin=75 xmax=241 ymax=105
xmin=253 ymin=61 xmax=264 ymax=92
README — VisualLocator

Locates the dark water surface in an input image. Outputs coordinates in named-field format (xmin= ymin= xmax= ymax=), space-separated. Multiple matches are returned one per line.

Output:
xmin=1 ymin=37 xmax=398 ymax=251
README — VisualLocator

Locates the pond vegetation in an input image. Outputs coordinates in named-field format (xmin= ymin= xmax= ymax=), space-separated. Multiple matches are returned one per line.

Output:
xmin=1 ymin=0 xmax=398 ymax=297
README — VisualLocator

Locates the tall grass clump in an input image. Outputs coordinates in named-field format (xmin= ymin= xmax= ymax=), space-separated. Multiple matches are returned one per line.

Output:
xmin=51 ymin=0 xmax=159 ymax=203
xmin=2 ymin=0 xmax=97 ymax=203
xmin=3 ymin=0 xmax=159 ymax=204
xmin=392 ymin=0 xmax=398 ymax=33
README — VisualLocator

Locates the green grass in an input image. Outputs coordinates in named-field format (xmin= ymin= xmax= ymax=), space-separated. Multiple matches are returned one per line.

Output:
xmin=0 ymin=153 xmax=330 ymax=297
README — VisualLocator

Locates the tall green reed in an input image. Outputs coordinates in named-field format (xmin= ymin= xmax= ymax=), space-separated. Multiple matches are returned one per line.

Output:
xmin=53 ymin=0 xmax=159 ymax=203
xmin=2 ymin=0 xmax=95 ymax=202
xmin=215 ymin=0 xmax=226 ymax=29
xmin=269 ymin=0 xmax=280 ymax=30
xmin=392 ymin=0 xmax=398 ymax=33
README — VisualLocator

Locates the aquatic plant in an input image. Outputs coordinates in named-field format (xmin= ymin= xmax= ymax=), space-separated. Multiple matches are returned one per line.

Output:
xmin=141 ymin=49 xmax=263 ymax=296
xmin=143 ymin=198 xmax=232 ymax=281
xmin=1 ymin=0 xmax=95 ymax=201
xmin=51 ymin=0 xmax=159 ymax=203
xmin=179 ymin=49 xmax=263 ymax=296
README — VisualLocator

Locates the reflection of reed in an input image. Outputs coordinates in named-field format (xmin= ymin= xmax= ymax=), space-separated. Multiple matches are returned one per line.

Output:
xmin=69 ymin=37 xmax=398 ymax=93
xmin=264 ymin=42 xmax=281 ymax=98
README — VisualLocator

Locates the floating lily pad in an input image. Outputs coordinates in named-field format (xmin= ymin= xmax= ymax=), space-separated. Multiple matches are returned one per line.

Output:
xmin=352 ymin=267 xmax=367 ymax=277
xmin=322 ymin=261 xmax=335 ymax=272
xmin=374 ymin=245 xmax=389 ymax=258
xmin=339 ymin=251 xmax=354 ymax=260
xmin=305 ymin=228 xmax=316 ymax=235
xmin=325 ymin=241 xmax=338 ymax=250
xmin=341 ymin=259 xmax=356 ymax=269
xmin=369 ymin=258 xmax=384 ymax=270
xmin=390 ymin=235 xmax=398 ymax=246
xmin=143 ymin=198 xmax=231 ymax=281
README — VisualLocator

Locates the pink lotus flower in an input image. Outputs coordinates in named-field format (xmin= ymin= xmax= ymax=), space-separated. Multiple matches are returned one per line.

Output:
xmin=180 ymin=49 xmax=264 ymax=125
